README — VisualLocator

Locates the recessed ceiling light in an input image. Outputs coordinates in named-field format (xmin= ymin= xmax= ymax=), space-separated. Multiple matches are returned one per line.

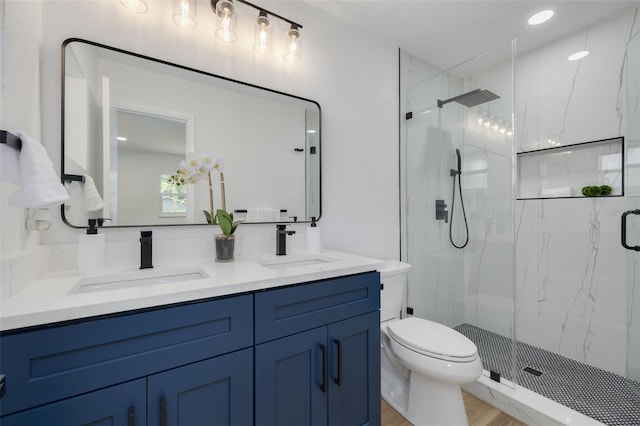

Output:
xmin=117 ymin=136 xmax=127 ymax=141
xmin=528 ymin=10 xmax=554 ymax=26
xmin=568 ymin=50 xmax=590 ymax=61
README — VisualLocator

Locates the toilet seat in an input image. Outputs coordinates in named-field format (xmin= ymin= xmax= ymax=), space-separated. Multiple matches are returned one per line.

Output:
xmin=387 ymin=317 xmax=478 ymax=363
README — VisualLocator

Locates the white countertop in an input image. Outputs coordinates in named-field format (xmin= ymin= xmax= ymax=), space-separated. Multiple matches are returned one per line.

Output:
xmin=0 ymin=250 xmax=385 ymax=332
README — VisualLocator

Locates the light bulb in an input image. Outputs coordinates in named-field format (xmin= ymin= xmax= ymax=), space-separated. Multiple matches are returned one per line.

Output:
xmin=253 ymin=11 xmax=273 ymax=54
xmin=284 ymin=24 xmax=302 ymax=63
xmin=215 ymin=0 xmax=237 ymax=42
xmin=120 ymin=0 xmax=148 ymax=13
xmin=173 ymin=0 xmax=197 ymax=29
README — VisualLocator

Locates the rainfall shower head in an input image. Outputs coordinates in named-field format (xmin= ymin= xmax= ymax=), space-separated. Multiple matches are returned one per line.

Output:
xmin=437 ymin=89 xmax=500 ymax=109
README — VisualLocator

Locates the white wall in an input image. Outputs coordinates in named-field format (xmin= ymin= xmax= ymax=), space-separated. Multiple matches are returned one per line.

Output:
xmin=1 ymin=0 xmax=400 ymax=273
xmin=0 ymin=0 xmax=43 ymax=259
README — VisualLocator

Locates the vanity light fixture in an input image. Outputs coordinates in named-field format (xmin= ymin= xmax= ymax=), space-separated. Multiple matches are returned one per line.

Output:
xmin=173 ymin=0 xmax=198 ymax=29
xmin=568 ymin=50 xmax=590 ymax=61
xmin=119 ymin=0 xmax=303 ymax=62
xmin=527 ymin=9 xmax=554 ymax=26
xmin=477 ymin=110 xmax=512 ymax=137
xmin=211 ymin=0 xmax=303 ymax=62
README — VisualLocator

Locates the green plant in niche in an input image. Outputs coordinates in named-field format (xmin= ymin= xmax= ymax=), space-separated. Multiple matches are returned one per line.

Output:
xmin=581 ymin=185 xmax=612 ymax=197
xmin=214 ymin=209 xmax=242 ymax=235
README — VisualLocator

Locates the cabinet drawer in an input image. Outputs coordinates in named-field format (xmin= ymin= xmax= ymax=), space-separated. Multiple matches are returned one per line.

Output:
xmin=0 ymin=294 xmax=253 ymax=416
xmin=255 ymin=271 xmax=380 ymax=344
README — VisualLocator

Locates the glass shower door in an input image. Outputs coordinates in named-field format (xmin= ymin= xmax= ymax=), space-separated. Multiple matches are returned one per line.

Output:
xmin=401 ymin=41 xmax=516 ymax=385
xmin=626 ymin=32 xmax=640 ymax=395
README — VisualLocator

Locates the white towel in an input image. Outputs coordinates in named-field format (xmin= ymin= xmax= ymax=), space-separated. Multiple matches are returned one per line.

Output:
xmin=8 ymin=131 xmax=70 ymax=208
xmin=65 ymin=175 xmax=104 ymax=213
xmin=82 ymin=175 xmax=104 ymax=212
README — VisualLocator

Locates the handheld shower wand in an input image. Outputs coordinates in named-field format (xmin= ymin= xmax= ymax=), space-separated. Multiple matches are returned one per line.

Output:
xmin=449 ymin=149 xmax=469 ymax=249
xmin=451 ymin=149 xmax=462 ymax=176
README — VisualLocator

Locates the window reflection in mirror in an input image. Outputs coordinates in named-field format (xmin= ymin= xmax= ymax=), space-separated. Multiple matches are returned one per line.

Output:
xmin=62 ymin=39 xmax=321 ymax=228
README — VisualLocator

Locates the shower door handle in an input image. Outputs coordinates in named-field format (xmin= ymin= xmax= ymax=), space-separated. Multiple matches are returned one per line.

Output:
xmin=621 ymin=209 xmax=640 ymax=251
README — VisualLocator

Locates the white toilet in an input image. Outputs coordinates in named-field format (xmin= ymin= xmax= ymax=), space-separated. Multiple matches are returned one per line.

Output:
xmin=379 ymin=261 xmax=482 ymax=426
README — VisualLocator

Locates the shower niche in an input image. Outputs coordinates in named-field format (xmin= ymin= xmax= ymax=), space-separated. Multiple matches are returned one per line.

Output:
xmin=517 ymin=136 xmax=624 ymax=199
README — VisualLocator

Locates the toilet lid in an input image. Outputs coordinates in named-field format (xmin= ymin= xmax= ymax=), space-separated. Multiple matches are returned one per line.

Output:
xmin=387 ymin=317 xmax=478 ymax=362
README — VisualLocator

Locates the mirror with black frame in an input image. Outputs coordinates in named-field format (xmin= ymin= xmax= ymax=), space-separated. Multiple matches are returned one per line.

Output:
xmin=62 ymin=38 xmax=321 ymax=228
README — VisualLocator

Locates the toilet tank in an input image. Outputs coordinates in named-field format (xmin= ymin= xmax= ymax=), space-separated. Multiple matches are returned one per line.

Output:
xmin=379 ymin=261 xmax=412 ymax=322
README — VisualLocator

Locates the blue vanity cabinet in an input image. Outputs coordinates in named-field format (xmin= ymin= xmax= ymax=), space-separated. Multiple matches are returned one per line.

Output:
xmin=0 ymin=294 xmax=254 ymax=424
xmin=254 ymin=272 xmax=381 ymax=426
xmin=0 ymin=270 xmax=381 ymax=426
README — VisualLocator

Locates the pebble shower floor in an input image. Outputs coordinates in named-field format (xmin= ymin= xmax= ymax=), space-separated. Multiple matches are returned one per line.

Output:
xmin=454 ymin=323 xmax=640 ymax=426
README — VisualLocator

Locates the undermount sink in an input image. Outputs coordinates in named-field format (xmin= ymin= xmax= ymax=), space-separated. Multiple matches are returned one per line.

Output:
xmin=256 ymin=254 xmax=338 ymax=270
xmin=70 ymin=267 xmax=209 ymax=294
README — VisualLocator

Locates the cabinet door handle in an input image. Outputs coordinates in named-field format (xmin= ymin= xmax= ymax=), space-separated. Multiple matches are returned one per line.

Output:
xmin=160 ymin=396 xmax=167 ymax=426
xmin=319 ymin=344 xmax=328 ymax=393
xmin=622 ymin=209 xmax=640 ymax=251
xmin=128 ymin=406 xmax=135 ymax=426
xmin=333 ymin=339 xmax=343 ymax=386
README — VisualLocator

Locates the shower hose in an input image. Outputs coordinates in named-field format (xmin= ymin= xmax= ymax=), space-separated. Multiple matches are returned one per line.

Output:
xmin=449 ymin=151 xmax=469 ymax=249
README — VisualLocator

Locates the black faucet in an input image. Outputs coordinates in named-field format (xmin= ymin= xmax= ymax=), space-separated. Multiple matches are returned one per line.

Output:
xmin=276 ymin=224 xmax=296 ymax=255
xmin=140 ymin=230 xmax=153 ymax=269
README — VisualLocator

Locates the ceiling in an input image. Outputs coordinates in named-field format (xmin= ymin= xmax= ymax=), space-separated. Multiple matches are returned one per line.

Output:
xmin=306 ymin=0 xmax=640 ymax=72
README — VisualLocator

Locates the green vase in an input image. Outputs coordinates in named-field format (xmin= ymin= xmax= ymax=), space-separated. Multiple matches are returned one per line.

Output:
xmin=215 ymin=234 xmax=235 ymax=262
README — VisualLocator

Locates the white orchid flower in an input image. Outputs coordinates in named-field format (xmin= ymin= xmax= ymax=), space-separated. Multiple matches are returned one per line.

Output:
xmin=201 ymin=151 xmax=223 ymax=173
xmin=185 ymin=152 xmax=203 ymax=173
xmin=172 ymin=151 xmax=227 ymax=224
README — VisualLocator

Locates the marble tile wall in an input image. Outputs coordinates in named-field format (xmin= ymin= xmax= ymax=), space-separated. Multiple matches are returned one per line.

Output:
xmin=512 ymin=8 xmax=639 ymax=377
xmin=403 ymin=7 xmax=640 ymax=379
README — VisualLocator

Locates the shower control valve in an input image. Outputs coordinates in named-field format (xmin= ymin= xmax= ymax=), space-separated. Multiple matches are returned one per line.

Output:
xmin=435 ymin=199 xmax=449 ymax=224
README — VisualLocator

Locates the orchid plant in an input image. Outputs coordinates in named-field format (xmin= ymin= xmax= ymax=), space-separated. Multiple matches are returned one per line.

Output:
xmin=170 ymin=151 xmax=232 ymax=226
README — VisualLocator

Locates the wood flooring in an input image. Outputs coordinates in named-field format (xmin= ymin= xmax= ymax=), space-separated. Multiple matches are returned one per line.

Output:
xmin=381 ymin=391 xmax=526 ymax=426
